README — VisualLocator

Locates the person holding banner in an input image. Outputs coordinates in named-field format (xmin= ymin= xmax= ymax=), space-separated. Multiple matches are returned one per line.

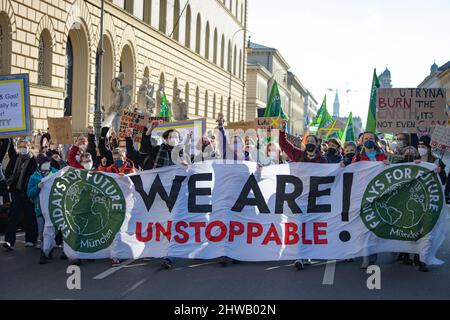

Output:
xmin=417 ymin=136 xmax=446 ymax=184
xmin=340 ymin=141 xmax=357 ymax=167
xmin=352 ymin=132 xmax=389 ymax=268
xmin=26 ymin=154 xmax=58 ymax=264
xmin=3 ymin=140 xmax=38 ymax=251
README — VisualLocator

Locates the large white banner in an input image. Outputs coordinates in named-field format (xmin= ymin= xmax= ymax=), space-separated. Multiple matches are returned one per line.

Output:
xmin=40 ymin=161 xmax=447 ymax=265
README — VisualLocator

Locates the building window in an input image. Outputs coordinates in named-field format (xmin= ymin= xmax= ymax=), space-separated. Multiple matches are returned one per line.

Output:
xmin=0 ymin=23 xmax=3 ymax=73
xmin=159 ymin=0 xmax=167 ymax=33
xmin=241 ymin=4 xmax=244 ymax=23
xmin=229 ymin=0 xmax=233 ymax=12
xmin=212 ymin=93 xmax=216 ymax=119
xmin=172 ymin=0 xmax=180 ymax=41
xmin=213 ymin=29 xmax=218 ymax=64
xmin=233 ymin=45 xmax=237 ymax=76
xmin=236 ymin=0 xmax=238 ymax=17
xmin=133 ymin=0 xmax=144 ymax=20
xmin=38 ymin=30 xmax=52 ymax=86
xmin=195 ymin=14 xmax=201 ymax=54
xmin=239 ymin=50 xmax=242 ymax=79
xmin=64 ymin=37 xmax=73 ymax=117
xmin=227 ymin=40 xmax=232 ymax=72
xmin=0 ymin=13 xmax=12 ymax=75
xmin=205 ymin=22 xmax=210 ymax=59
xmin=185 ymin=5 xmax=191 ymax=48
xmin=124 ymin=0 xmax=134 ymax=14
xmin=185 ymin=82 xmax=190 ymax=112
xmin=220 ymin=35 xmax=225 ymax=68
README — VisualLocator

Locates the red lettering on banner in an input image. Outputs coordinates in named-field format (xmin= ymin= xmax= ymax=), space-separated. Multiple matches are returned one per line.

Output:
xmin=284 ymin=223 xmax=299 ymax=245
xmin=247 ymin=222 xmax=263 ymax=244
xmin=313 ymin=222 xmax=328 ymax=244
xmin=136 ymin=222 xmax=153 ymax=242
xmin=174 ymin=221 xmax=189 ymax=244
xmin=155 ymin=222 xmax=172 ymax=241
xmin=189 ymin=222 xmax=206 ymax=243
xmin=229 ymin=221 xmax=245 ymax=241
xmin=205 ymin=221 xmax=227 ymax=242
xmin=262 ymin=224 xmax=282 ymax=245
xmin=302 ymin=223 xmax=313 ymax=245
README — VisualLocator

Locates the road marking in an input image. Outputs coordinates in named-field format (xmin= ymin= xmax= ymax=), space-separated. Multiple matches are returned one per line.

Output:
xmin=265 ymin=263 xmax=294 ymax=271
xmin=93 ymin=259 xmax=135 ymax=280
xmin=121 ymin=278 xmax=148 ymax=298
xmin=322 ymin=260 xmax=337 ymax=285
xmin=187 ymin=261 xmax=217 ymax=268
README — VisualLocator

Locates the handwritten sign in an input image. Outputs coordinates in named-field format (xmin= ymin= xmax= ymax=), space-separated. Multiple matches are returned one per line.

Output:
xmin=431 ymin=125 xmax=450 ymax=151
xmin=257 ymin=117 xmax=281 ymax=130
xmin=47 ymin=117 xmax=73 ymax=145
xmin=0 ymin=74 xmax=32 ymax=138
xmin=226 ymin=120 xmax=257 ymax=131
xmin=119 ymin=110 xmax=150 ymax=143
xmin=376 ymin=88 xmax=447 ymax=134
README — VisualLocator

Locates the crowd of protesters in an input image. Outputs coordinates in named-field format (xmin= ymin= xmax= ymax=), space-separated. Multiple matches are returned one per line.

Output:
xmin=1 ymin=113 xmax=448 ymax=273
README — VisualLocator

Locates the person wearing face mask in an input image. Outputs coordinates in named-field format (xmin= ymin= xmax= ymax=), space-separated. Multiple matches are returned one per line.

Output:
xmin=340 ymin=141 xmax=357 ymax=167
xmin=68 ymin=135 xmax=89 ymax=169
xmin=416 ymin=136 xmax=446 ymax=184
xmin=325 ymin=138 xmax=343 ymax=164
xmin=3 ymin=140 xmax=38 ymax=251
xmin=394 ymin=133 xmax=410 ymax=155
xmin=279 ymin=121 xmax=327 ymax=164
xmin=105 ymin=148 xmax=135 ymax=176
xmin=79 ymin=153 xmax=95 ymax=171
xmin=352 ymin=132 xmax=389 ymax=269
xmin=27 ymin=154 xmax=58 ymax=263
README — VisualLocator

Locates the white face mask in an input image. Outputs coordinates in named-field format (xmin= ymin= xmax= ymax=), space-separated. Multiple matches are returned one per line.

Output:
xmin=20 ymin=148 xmax=29 ymax=156
xmin=390 ymin=141 xmax=398 ymax=151
xmin=82 ymin=162 xmax=93 ymax=170
xmin=418 ymin=147 xmax=429 ymax=157
xmin=40 ymin=163 xmax=51 ymax=172
xmin=167 ymin=138 xmax=178 ymax=147
xmin=75 ymin=155 xmax=81 ymax=162
xmin=79 ymin=145 xmax=87 ymax=152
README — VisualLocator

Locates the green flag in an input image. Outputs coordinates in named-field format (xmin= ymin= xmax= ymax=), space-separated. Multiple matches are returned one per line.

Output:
xmin=310 ymin=96 xmax=332 ymax=135
xmin=366 ymin=69 xmax=380 ymax=132
xmin=340 ymin=112 xmax=355 ymax=143
xmin=159 ymin=92 xmax=172 ymax=119
xmin=264 ymin=81 xmax=289 ymax=120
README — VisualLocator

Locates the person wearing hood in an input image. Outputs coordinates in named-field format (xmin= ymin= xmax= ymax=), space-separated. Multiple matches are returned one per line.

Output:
xmin=3 ymin=139 xmax=38 ymax=251
xmin=27 ymin=154 xmax=58 ymax=264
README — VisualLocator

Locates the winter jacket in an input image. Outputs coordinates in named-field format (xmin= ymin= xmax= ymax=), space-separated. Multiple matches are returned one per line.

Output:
xmin=27 ymin=168 xmax=58 ymax=216
xmin=279 ymin=131 xmax=327 ymax=163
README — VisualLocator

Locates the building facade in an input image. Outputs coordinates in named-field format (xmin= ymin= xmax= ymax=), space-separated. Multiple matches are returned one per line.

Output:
xmin=0 ymin=0 xmax=248 ymax=134
xmin=419 ymin=60 xmax=450 ymax=108
xmin=246 ymin=42 xmax=316 ymax=136
xmin=379 ymin=67 xmax=392 ymax=88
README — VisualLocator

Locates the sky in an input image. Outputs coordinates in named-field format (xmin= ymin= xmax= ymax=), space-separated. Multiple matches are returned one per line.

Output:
xmin=248 ymin=0 xmax=450 ymax=127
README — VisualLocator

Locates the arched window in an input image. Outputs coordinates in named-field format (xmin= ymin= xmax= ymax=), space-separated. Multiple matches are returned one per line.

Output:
xmin=239 ymin=49 xmax=242 ymax=79
xmin=172 ymin=0 xmax=180 ymax=41
xmin=185 ymin=5 xmax=191 ymax=48
xmin=220 ymin=34 xmax=225 ymax=68
xmin=205 ymin=22 xmax=210 ymax=59
xmin=195 ymin=14 xmax=201 ymax=54
xmin=185 ymin=82 xmax=190 ymax=112
xmin=0 ymin=13 xmax=12 ymax=75
xmin=233 ymin=45 xmax=237 ymax=76
xmin=213 ymin=28 xmax=218 ymax=64
xmin=212 ymin=93 xmax=216 ymax=119
xmin=195 ymin=86 xmax=200 ymax=115
xmin=38 ymin=30 xmax=52 ymax=86
xmin=159 ymin=0 xmax=167 ymax=33
xmin=64 ymin=37 xmax=73 ymax=117
xmin=227 ymin=40 xmax=232 ymax=72
xmin=204 ymin=90 xmax=209 ymax=118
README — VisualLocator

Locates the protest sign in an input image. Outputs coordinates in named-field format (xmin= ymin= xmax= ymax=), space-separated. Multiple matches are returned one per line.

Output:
xmin=47 ymin=117 xmax=73 ymax=145
xmin=257 ymin=117 xmax=281 ymax=130
xmin=0 ymin=74 xmax=32 ymax=138
xmin=151 ymin=119 xmax=205 ymax=151
xmin=226 ymin=120 xmax=257 ymax=131
xmin=431 ymin=125 xmax=450 ymax=151
xmin=41 ymin=162 xmax=446 ymax=265
xmin=118 ymin=110 xmax=152 ymax=143
xmin=376 ymin=88 xmax=447 ymax=134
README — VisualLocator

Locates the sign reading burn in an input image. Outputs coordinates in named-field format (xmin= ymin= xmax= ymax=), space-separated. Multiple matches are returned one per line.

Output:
xmin=49 ymin=169 xmax=126 ymax=253
xmin=361 ymin=165 xmax=443 ymax=241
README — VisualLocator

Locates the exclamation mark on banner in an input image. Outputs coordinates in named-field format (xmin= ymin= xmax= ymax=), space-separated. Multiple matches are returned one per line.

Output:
xmin=339 ymin=173 xmax=353 ymax=242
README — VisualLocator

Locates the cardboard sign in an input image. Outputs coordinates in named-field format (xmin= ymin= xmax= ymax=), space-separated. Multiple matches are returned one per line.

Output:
xmin=431 ymin=125 xmax=450 ymax=151
xmin=119 ymin=110 xmax=152 ymax=143
xmin=376 ymin=88 xmax=447 ymax=134
xmin=0 ymin=74 xmax=32 ymax=138
xmin=226 ymin=120 xmax=257 ymax=131
xmin=47 ymin=117 xmax=73 ymax=145
xmin=257 ymin=117 xmax=281 ymax=130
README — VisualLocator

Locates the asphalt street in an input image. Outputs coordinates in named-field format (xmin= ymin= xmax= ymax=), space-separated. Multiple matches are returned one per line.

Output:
xmin=1 ymin=212 xmax=450 ymax=300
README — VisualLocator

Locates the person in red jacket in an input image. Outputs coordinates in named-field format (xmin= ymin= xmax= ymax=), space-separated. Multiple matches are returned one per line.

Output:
xmin=279 ymin=121 xmax=327 ymax=164
xmin=352 ymin=131 xmax=390 ymax=269
xmin=68 ymin=135 xmax=89 ymax=169
xmin=105 ymin=148 xmax=135 ymax=176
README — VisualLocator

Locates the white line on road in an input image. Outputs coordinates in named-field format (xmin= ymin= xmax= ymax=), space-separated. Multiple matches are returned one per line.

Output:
xmin=93 ymin=259 xmax=135 ymax=280
xmin=121 ymin=278 xmax=148 ymax=298
xmin=322 ymin=260 xmax=337 ymax=285
xmin=265 ymin=263 xmax=294 ymax=271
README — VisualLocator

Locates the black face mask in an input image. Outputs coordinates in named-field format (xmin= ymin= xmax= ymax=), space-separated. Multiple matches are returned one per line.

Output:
xmin=364 ymin=140 xmax=375 ymax=149
xmin=345 ymin=152 xmax=356 ymax=160
xmin=306 ymin=144 xmax=316 ymax=153
xmin=327 ymin=148 xmax=337 ymax=155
